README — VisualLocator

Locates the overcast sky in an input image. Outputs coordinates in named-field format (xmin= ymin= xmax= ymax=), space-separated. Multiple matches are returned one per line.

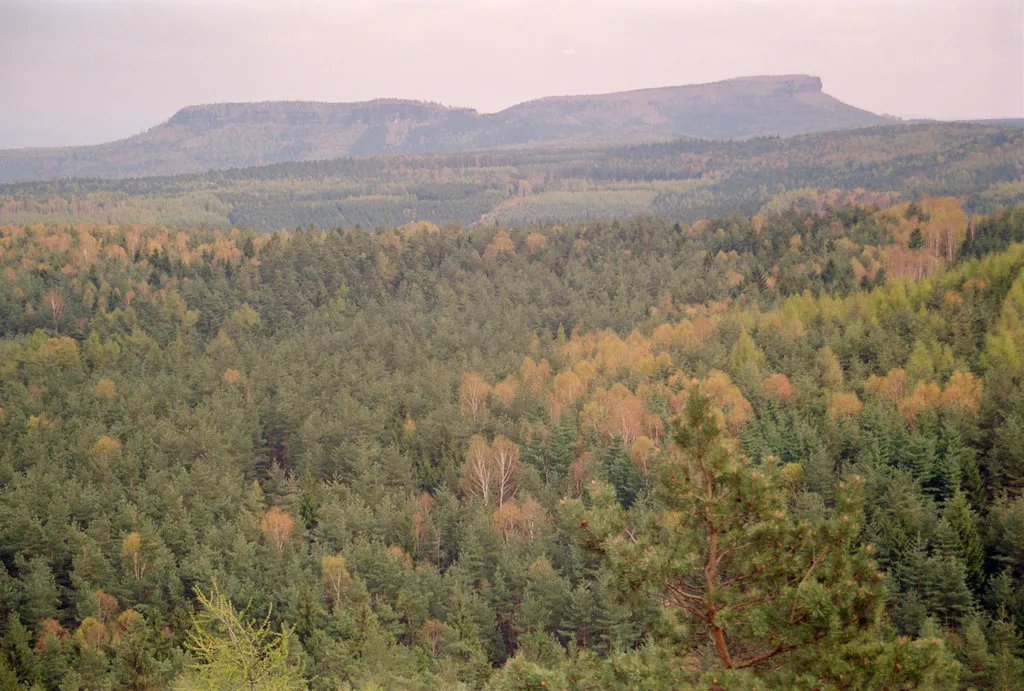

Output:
xmin=0 ymin=0 xmax=1021 ymax=149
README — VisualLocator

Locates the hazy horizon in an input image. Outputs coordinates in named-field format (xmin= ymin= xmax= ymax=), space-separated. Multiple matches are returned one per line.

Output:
xmin=1 ymin=0 xmax=1021 ymax=150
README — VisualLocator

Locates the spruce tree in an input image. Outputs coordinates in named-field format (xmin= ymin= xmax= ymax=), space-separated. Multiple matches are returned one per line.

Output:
xmin=738 ymin=416 xmax=773 ymax=464
xmin=988 ymin=609 xmax=1024 ymax=690
xmin=904 ymin=431 xmax=938 ymax=489
xmin=960 ymin=615 xmax=991 ymax=688
xmin=446 ymin=583 xmax=492 ymax=686
xmin=932 ymin=443 xmax=962 ymax=502
xmin=942 ymin=419 xmax=983 ymax=508
xmin=561 ymin=582 xmax=605 ymax=651
xmin=600 ymin=440 xmax=643 ymax=509
xmin=918 ymin=555 xmax=974 ymax=629
xmin=939 ymin=492 xmax=984 ymax=592
xmin=548 ymin=420 xmax=577 ymax=481
xmin=0 ymin=613 xmax=38 ymax=687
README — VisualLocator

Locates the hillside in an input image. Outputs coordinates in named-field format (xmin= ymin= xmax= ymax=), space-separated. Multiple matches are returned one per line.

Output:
xmin=2 ymin=122 xmax=1021 ymax=231
xmin=1 ymin=201 xmax=1024 ymax=687
xmin=0 ymin=75 xmax=892 ymax=183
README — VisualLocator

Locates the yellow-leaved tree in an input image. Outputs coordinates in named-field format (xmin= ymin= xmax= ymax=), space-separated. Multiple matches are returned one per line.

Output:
xmin=176 ymin=580 xmax=304 ymax=691
xmin=260 ymin=507 xmax=294 ymax=551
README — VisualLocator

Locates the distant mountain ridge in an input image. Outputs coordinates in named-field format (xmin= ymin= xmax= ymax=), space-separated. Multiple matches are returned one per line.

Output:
xmin=0 ymin=75 xmax=894 ymax=183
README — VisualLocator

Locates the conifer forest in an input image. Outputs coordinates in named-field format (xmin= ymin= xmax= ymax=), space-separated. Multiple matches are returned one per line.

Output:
xmin=1 ymin=147 xmax=1024 ymax=688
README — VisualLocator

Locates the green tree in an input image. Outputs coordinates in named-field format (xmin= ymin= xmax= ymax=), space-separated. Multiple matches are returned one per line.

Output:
xmin=908 ymin=226 xmax=925 ymax=249
xmin=988 ymin=609 xmax=1024 ymax=690
xmin=960 ymin=615 xmax=991 ymax=688
xmin=175 ymin=581 xmax=305 ymax=691
xmin=0 ymin=613 xmax=38 ymax=686
xmin=112 ymin=611 xmax=175 ymax=690
xmin=939 ymin=492 xmax=984 ymax=592
xmin=572 ymin=387 xmax=882 ymax=672
xmin=918 ymin=555 xmax=974 ymax=628
xmin=16 ymin=556 xmax=59 ymax=627
xmin=728 ymin=330 xmax=765 ymax=382
xmin=904 ymin=431 xmax=937 ymax=488
xmin=0 ymin=656 xmax=17 ymax=690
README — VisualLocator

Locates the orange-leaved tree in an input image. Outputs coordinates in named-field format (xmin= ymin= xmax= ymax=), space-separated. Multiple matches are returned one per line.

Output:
xmin=261 ymin=507 xmax=295 ymax=551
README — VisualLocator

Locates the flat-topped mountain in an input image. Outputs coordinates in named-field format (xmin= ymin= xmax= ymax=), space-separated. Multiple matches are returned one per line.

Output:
xmin=0 ymin=75 xmax=893 ymax=183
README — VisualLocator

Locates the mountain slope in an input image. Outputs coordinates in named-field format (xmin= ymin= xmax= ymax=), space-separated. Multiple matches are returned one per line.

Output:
xmin=4 ymin=122 xmax=1020 ymax=232
xmin=0 ymin=75 xmax=892 ymax=183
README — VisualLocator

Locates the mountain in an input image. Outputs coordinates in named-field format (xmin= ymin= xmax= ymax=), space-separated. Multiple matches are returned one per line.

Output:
xmin=0 ymin=75 xmax=893 ymax=183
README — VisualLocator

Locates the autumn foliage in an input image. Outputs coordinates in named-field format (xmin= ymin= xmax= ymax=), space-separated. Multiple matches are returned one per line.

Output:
xmin=261 ymin=506 xmax=295 ymax=551
xmin=762 ymin=373 xmax=796 ymax=400
xmin=458 ymin=372 xmax=490 ymax=419
xmin=321 ymin=555 xmax=352 ymax=610
xmin=120 ymin=532 xmax=146 ymax=580
xmin=827 ymin=391 xmax=863 ymax=419
xmin=461 ymin=434 xmax=519 ymax=506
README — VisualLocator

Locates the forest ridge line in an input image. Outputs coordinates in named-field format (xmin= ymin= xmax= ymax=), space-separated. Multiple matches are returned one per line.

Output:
xmin=0 ymin=74 xmax=893 ymax=184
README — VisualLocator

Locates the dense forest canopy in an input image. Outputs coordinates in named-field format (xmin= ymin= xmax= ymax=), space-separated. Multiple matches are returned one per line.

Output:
xmin=0 ymin=190 xmax=1023 ymax=688
xmin=1 ymin=122 xmax=1021 ymax=232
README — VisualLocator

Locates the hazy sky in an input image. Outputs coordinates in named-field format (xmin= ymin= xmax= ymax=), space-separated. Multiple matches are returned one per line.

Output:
xmin=0 ymin=0 xmax=1021 ymax=149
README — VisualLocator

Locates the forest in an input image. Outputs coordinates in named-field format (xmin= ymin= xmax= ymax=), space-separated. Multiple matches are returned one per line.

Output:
xmin=0 ymin=122 xmax=1021 ymax=232
xmin=1 ymin=192 xmax=1024 ymax=688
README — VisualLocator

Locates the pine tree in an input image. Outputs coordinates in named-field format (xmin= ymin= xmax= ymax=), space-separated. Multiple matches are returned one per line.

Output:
xmin=801 ymin=444 xmax=835 ymax=497
xmin=448 ymin=582 xmax=482 ymax=650
xmin=888 ymin=532 xmax=929 ymax=634
xmin=16 ymin=556 xmax=59 ymax=626
xmin=571 ymin=387 xmax=882 ymax=672
xmin=292 ymin=582 xmax=322 ymax=644
xmin=298 ymin=470 xmax=320 ymax=532
xmin=884 ymin=419 xmax=910 ymax=469
xmin=561 ymin=582 xmax=610 ymax=652
xmin=488 ymin=567 xmax=519 ymax=662
xmin=892 ymin=589 xmax=929 ymax=637
xmin=983 ymin=569 xmax=1022 ymax=621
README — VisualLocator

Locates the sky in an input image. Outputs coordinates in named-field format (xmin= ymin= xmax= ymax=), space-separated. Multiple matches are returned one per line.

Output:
xmin=0 ymin=0 xmax=1021 ymax=149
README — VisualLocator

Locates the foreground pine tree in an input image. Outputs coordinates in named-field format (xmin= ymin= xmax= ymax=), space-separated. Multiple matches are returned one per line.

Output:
xmin=570 ymin=387 xmax=959 ymax=686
